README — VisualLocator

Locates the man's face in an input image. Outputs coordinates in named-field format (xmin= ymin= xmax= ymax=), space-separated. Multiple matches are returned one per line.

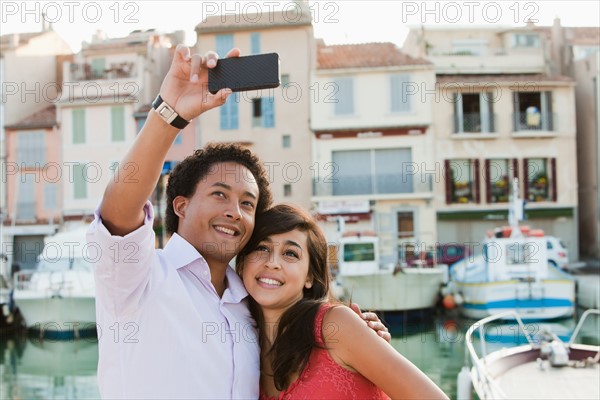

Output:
xmin=174 ymin=162 xmax=260 ymax=266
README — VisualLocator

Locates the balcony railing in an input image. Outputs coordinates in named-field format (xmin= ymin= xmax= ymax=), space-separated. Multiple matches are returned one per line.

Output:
xmin=513 ymin=112 xmax=555 ymax=131
xmin=453 ymin=113 xmax=496 ymax=134
xmin=313 ymin=173 xmax=432 ymax=197
xmin=69 ymin=62 xmax=137 ymax=81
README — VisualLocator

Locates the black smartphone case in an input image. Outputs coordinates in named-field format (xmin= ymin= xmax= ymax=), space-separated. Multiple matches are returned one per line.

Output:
xmin=208 ymin=53 xmax=280 ymax=94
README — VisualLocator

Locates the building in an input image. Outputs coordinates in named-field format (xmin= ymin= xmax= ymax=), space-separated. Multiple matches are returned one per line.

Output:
xmin=194 ymin=2 xmax=315 ymax=208
xmin=1 ymin=27 xmax=72 ymax=274
xmin=57 ymin=29 xmax=177 ymax=226
xmin=311 ymin=41 xmax=436 ymax=265
xmin=404 ymin=23 xmax=580 ymax=259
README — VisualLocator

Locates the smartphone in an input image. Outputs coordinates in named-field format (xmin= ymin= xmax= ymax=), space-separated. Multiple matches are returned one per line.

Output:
xmin=208 ymin=53 xmax=280 ymax=94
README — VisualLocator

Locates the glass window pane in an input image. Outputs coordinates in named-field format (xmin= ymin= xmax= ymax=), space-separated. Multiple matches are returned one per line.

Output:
xmin=332 ymin=150 xmax=371 ymax=195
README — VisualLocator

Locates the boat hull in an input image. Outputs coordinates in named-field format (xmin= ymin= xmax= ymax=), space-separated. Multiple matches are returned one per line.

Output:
xmin=456 ymin=279 xmax=575 ymax=320
xmin=338 ymin=267 xmax=445 ymax=311
xmin=14 ymin=295 xmax=96 ymax=336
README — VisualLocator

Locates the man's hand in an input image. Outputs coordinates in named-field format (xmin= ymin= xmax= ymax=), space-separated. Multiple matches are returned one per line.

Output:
xmin=351 ymin=303 xmax=391 ymax=343
xmin=158 ymin=45 xmax=240 ymax=121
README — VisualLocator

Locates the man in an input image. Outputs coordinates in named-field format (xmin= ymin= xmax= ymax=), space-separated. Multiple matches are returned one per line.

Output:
xmin=88 ymin=45 xmax=388 ymax=399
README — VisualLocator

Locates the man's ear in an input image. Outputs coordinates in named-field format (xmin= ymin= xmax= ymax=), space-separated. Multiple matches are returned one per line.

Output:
xmin=172 ymin=196 xmax=188 ymax=218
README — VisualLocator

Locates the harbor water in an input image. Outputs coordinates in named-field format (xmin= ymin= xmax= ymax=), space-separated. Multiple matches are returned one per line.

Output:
xmin=1 ymin=308 xmax=598 ymax=399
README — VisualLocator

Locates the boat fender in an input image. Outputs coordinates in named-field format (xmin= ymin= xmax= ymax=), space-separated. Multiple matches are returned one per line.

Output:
xmin=456 ymin=365 xmax=472 ymax=400
xmin=442 ymin=294 xmax=456 ymax=310
xmin=549 ymin=340 xmax=569 ymax=367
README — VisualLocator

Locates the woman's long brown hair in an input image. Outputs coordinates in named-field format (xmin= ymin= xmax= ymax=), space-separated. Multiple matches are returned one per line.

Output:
xmin=236 ymin=204 xmax=333 ymax=391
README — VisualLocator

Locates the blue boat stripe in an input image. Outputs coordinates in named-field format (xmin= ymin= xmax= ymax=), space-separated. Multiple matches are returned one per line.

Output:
xmin=463 ymin=298 xmax=574 ymax=309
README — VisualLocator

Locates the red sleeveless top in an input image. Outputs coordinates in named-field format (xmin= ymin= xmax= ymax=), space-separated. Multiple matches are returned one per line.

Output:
xmin=260 ymin=304 xmax=390 ymax=400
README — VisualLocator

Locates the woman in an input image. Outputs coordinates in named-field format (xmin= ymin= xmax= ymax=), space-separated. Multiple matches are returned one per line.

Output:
xmin=236 ymin=204 xmax=449 ymax=399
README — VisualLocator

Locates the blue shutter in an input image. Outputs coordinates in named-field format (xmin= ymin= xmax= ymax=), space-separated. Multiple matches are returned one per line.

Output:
xmin=390 ymin=74 xmax=411 ymax=113
xmin=251 ymin=33 xmax=260 ymax=55
xmin=262 ymin=97 xmax=275 ymax=128
xmin=334 ymin=77 xmax=354 ymax=115
xmin=220 ymin=93 xmax=239 ymax=130
xmin=216 ymin=34 xmax=234 ymax=58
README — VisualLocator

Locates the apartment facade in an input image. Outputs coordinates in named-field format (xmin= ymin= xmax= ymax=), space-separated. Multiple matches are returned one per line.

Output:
xmin=1 ymin=29 xmax=72 ymax=274
xmin=194 ymin=6 xmax=315 ymax=208
xmin=404 ymin=24 xmax=580 ymax=259
xmin=311 ymin=42 xmax=436 ymax=266
xmin=58 ymin=30 xmax=176 ymax=223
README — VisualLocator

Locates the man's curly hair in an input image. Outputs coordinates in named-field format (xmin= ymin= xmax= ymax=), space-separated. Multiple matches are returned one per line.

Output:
xmin=165 ymin=143 xmax=273 ymax=236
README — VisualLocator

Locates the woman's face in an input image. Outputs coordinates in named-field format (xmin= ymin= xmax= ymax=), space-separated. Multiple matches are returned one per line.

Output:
xmin=242 ymin=229 xmax=312 ymax=315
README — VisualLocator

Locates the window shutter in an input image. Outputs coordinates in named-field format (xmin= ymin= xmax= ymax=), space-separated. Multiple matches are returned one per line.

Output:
xmin=262 ymin=97 xmax=275 ymax=128
xmin=453 ymin=93 xmax=460 ymax=133
xmin=474 ymin=159 xmax=481 ymax=203
xmin=550 ymin=157 xmax=557 ymax=201
xmin=445 ymin=160 xmax=452 ymax=204
xmin=523 ymin=158 xmax=530 ymax=200
xmin=250 ymin=32 xmax=260 ymax=55
xmin=485 ymin=159 xmax=491 ymax=203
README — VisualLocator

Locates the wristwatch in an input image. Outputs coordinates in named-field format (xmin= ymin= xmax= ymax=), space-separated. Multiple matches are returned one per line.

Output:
xmin=152 ymin=95 xmax=190 ymax=129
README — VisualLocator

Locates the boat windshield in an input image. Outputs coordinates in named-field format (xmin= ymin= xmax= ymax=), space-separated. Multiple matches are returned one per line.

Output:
xmin=343 ymin=243 xmax=375 ymax=262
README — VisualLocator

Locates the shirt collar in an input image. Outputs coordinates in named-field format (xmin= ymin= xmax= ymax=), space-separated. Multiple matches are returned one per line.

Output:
xmin=163 ymin=233 xmax=249 ymax=303
xmin=163 ymin=233 xmax=205 ymax=268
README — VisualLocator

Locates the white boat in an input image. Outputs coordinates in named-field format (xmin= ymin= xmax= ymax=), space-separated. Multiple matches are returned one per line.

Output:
xmin=13 ymin=227 xmax=96 ymax=338
xmin=335 ymin=232 xmax=446 ymax=311
xmin=449 ymin=180 xmax=575 ymax=320
xmin=464 ymin=309 xmax=600 ymax=400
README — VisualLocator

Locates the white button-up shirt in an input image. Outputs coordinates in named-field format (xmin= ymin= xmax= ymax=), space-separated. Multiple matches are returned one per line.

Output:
xmin=88 ymin=202 xmax=259 ymax=399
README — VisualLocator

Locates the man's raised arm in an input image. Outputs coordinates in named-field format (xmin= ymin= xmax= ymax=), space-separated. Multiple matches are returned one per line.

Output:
xmin=99 ymin=45 xmax=238 ymax=236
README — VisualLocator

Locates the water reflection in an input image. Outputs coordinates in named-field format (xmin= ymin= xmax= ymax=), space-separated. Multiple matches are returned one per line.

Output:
xmin=0 ymin=310 xmax=597 ymax=400
xmin=0 ymin=336 xmax=99 ymax=399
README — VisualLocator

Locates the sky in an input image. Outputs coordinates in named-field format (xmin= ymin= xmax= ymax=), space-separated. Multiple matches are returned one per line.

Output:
xmin=1 ymin=1 xmax=599 ymax=52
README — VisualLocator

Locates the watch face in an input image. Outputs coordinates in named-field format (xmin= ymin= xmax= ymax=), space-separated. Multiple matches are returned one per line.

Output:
xmin=158 ymin=106 xmax=174 ymax=119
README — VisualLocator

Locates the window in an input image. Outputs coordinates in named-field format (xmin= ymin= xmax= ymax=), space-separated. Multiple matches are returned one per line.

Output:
xmin=282 ymin=135 xmax=291 ymax=148
xmin=135 ymin=117 xmax=145 ymax=133
xmin=513 ymin=91 xmax=553 ymax=131
xmin=73 ymin=163 xmax=87 ymax=199
xmin=283 ymin=184 xmax=292 ymax=197
xmin=44 ymin=183 xmax=58 ymax=211
xmin=252 ymin=97 xmax=275 ymax=128
xmin=343 ymin=243 xmax=375 ymax=262
xmin=397 ymin=212 xmax=414 ymax=239
xmin=281 ymin=74 xmax=290 ymax=87
xmin=250 ymin=32 xmax=260 ymax=54
xmin=445 ymin=159 xmax=480 ymax=204
xmin=453 ymin=92 xmax=494 ymax=133
xmin=220 ymin=92 xmax=239 ymax=130
xmin=111 ymin=106 xmax=125 ymax=142
xmin=17 ymin=174 xmax=35 ymax=220
xmin=331 ymin=148 xmax=413 ymax=195
xmin=512 ymin=34 xmax=540 ymax=48
xmin=216 ymin=34 xmax=234 ymax=57
xmin=91 ymin=58 xmax=106 ymax=79
xmin=524 ymin=158 xmax=556 ymax=202
xmin=72 ymin=108 xmax=86 ymax=144
xmin=485 ymin=159 xmax=517 ymax=203
xmin=17 ymin=131 xmax=45 ymax=166
xmin=333 ymin=77 xmax=354 ymax=115
xmin=390 ymin=74 xmax=411 ymax=113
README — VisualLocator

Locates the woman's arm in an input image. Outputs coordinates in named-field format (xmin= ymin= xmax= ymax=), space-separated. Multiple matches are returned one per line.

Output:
xmin=323 ymin=306 xmax=449 ymax=400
